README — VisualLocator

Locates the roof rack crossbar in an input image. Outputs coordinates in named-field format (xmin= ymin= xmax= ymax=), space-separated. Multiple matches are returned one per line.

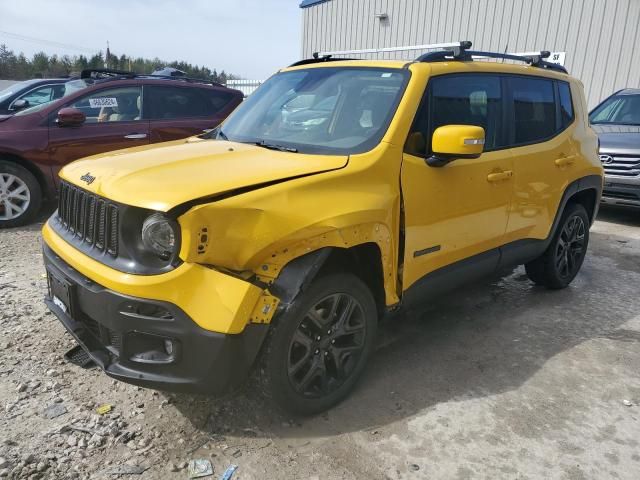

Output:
xmin=80 ymin=68 xmax=135 ymax=79
xmin=414 ymin=41 xmax=473 ymax=61
xmin=138 ymin=74 xmax=223 ymax=87
xmin=316 ymin=41 xmax=471 ymax=57
xmin=289 ymin=54 xmax=359 ymax=67
xmin=417 ymin=48 xmax=568 ymax=74
xmin=290 ymin=41 xmax=473 ymax=67
xmin=79 ymin=69 xmax=225 ymax=86
xmin=290 ymin=41 xmax=567 ymax=74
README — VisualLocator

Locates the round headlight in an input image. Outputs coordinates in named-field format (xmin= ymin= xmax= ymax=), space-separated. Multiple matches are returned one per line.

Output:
xmin=141 ymin=214 xmax=177 ymax=260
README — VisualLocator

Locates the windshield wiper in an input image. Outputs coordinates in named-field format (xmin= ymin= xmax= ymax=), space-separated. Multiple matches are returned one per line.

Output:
xmin=217 ymin=129 xmax=229 ymax=140
xmin=591 ymin=121 xmax=640 ymax=126
xmin=253 ymin=140 xmax=298 ymax=153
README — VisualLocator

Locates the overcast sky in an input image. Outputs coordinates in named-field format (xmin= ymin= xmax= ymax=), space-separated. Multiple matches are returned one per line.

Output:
xmin=0 ymin=0 xmax=301 ymax=79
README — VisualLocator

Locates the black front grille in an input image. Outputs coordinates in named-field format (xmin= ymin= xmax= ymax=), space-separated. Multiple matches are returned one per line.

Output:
xmin=57 ymin=182 xmax=119 ymax=257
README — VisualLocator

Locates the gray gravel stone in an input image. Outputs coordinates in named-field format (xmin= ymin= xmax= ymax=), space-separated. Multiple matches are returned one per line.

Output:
xmin=43 ymin=404 xmax=67 ymax=419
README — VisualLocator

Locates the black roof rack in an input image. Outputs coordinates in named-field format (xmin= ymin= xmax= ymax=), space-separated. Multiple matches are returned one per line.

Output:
xmin=80 ymin=68 xmax=135 ymax=79
xmin=416 ymin=41 xmax=568 ymax=74
xmin=79 ymin=68 xmax=224 ymax=87
xmin=138 ymin=74 xmax=224 ymax=87
xmin=289 ymin=53 xmax=358 ymax=67
xmin=290 ymin=41 xmax=567 ymax=74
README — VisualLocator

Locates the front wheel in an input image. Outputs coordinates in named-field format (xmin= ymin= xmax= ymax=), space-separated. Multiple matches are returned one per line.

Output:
xmin=259 ymin=273 xmax=378 ymax=415
xmin=525 ymin=203 xmax=590 ymax=289
xmin=0 ymin=161 xmax=42 ymax=228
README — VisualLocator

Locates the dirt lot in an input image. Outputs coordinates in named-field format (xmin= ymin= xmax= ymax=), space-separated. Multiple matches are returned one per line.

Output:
xmin=1 ymin=204 xmax=639 ymax=480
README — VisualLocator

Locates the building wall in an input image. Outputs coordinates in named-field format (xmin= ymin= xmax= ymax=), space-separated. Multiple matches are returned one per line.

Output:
xmin=301 ymin=0 xmax=640 ymax=108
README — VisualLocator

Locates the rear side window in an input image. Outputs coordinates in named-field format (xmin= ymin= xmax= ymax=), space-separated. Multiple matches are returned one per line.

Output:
xmin=204 ymin=89 xmax=235 ymax=112
xmin=405 ymin=74 xmax=505 ymax=156
xmin=145 ymin=86 xmax=234 ymax=120
xmin=509 ymin=77 xmax=556 ymax=144
xmin=558 ymin=82 xmax=574 ymax=128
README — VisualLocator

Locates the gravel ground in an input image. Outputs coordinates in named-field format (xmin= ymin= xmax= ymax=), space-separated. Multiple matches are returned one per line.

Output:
xmin=0 ymin=204 xmax=639 ymax=480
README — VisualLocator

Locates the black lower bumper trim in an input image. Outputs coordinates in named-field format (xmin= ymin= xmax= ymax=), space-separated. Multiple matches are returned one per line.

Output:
xmin=64 ymin=345 xmax=96 ymax=369
xmin=43 ymin=244 xmax=268 ymax=394
xmin=602 ymin=183 xmax=640 ymax=207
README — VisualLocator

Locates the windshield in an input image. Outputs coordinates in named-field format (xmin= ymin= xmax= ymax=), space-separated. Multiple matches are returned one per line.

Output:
xmin=215 ymin=67 xmax=409 ymax=154
xmin=590 ymin=93 xmax=640 ymax=126
xmin=14 ymin=79 xmax=93 ymax=117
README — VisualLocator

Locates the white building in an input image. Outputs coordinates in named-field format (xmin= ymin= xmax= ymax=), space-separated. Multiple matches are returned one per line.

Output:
xmin=300 ymin=0 xmax=640 ymax=108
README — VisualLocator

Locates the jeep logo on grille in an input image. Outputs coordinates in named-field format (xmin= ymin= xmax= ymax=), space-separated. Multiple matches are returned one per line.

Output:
xmin=599 ymin=155 xmax=614 ymax=165
xmin=80 ymin=172 xmax=96 ymax=185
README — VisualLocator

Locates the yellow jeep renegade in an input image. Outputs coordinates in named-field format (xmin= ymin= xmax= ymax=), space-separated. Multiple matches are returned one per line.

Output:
xmin=43 ymin=43 xmax=603 ymax=414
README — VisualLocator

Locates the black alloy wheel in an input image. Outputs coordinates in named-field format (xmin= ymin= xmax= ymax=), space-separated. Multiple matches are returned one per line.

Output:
xmin=287 ymin=292 xmax=367 ymax=398
xmin=554 ymin=214 xmax=586 ymax=280
xmin=525 ymin=202 xmax=590 ymax=289
xmin=257 ymin=273 xmax=377 ymax=415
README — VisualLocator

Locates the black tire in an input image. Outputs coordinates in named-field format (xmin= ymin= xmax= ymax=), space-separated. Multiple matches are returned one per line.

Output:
xmin=0 ymin=160 xmax=42 ymax=228
xmin=258 ymin=273 xmax=378 ymax=415
xmin=525 ymin=202 xmax=590 ymax=289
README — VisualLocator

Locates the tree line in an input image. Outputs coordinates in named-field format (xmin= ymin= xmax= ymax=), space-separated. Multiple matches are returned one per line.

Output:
xmin=0 ymin=44 xmax=237 ymax=84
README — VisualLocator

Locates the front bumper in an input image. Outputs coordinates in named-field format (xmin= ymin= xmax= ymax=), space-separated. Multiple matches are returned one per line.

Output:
xmin=43 ymin=244 xmax=269 ymax=394
xmin=601 ymin=176 xmax=640 ymax=207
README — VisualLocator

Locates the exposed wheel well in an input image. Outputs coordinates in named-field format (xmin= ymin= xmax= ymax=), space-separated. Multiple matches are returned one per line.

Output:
xmin=0 ymin=153 xmax=51 ymax=199
xmin=567 ymin=188 xmax=598 ymax=223
xmin=317 ymin=243 xmax=386 ymax=317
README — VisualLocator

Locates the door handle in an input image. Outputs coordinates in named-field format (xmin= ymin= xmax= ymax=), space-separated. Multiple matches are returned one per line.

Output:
xmin=554 ymin=155 xmax=575 ymax=167
xmin=124 ymin=133 xmax=147 ymax=139
xmin=487 ymin=170 xmax=513 ymax=183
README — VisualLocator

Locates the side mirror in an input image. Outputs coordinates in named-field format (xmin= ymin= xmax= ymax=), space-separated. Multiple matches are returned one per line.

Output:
xmin=12 ymin=99 xmax=29 ymax=111
xmin=427 ymin=125 xmax=485 ymax=167
xmin=57 ymin=107 xmax=86 ymax=127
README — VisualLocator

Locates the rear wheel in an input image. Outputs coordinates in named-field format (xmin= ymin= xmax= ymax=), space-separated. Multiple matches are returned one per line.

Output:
xmin=0 ymin=161 xmax=42 ymax=228
xmin=525 ymin=203 xmax=590 ymax=289
xmin=259 ymin=273 xmax=377 ymax=415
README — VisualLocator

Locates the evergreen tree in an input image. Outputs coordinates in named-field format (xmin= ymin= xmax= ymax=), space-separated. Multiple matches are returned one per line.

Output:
xmin=0 ymin=44 xmax=240 ymax=82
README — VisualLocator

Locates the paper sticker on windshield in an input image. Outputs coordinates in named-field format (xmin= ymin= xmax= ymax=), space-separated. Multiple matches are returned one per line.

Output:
xmin=381 ymin=73 xmax=392 ymax=78
xmin=89 ymin=97 xmax=118 ymax=108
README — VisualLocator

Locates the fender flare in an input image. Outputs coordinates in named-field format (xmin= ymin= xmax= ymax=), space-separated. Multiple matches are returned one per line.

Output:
xmin=268 ymin=247 xmax=332 ymax=307
xmin=549 ymin=174 xmax=602 ymax=240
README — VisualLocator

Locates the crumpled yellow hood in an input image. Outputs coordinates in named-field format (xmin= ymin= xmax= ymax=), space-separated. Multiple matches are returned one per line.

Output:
xmin=60 ymin=138 xmax=348 ymax=211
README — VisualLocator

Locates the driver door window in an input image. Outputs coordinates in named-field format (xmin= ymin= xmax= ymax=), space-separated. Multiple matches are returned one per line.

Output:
xmin=13 ymin=84 xmax=65 ymax=109
xmin=405 ymin=74 xmax=505 ymax=156
xmin=70 ymin=87 xmax=142 ymax=123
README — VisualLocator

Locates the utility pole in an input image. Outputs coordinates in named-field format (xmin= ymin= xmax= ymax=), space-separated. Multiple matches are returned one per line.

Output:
xmin=105 ymin=40 xmax=110 ymax=68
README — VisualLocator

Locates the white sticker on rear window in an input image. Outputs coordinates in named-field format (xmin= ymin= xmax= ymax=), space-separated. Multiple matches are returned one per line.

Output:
xmin=89 ymin=97 xmax=118 ymax=108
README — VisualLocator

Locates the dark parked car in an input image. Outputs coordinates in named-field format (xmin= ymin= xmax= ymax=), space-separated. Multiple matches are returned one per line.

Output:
xmin=0 ymin=78 xmax=70 ymax=115
xmin=590 ymin=88 xmax=640 ymax=208
xmin=0 ymin=69 xmax=243 ymax=227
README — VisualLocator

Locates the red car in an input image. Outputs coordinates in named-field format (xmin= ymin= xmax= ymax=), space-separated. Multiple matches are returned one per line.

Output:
xmin=0 ymin=69 xmax=243 ymax=227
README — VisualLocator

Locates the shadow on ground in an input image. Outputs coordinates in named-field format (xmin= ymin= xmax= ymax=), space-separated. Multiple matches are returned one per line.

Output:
xmin=168 ymin=227 xmax=640 ymax=440
xmin=6 ymin=201 xmax=57 ymax=233
xmin=597 ymin=204 xmax=640 ymax=227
